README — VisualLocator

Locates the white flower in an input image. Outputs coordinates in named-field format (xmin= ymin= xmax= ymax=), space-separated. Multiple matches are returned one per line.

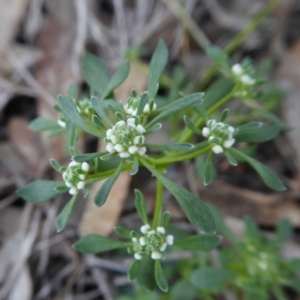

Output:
xmin=57 ymin=119 xmax=66 ymax=128
xmin=114 ymin=144 xmax=124 ymax=153
xmin=81 ymin=162 xmax=90 ymax=172
xmin=79 ymin=174 xmax=86 ymax=180
xmin=119 ymin=152 xmax=130 ymax=158
xmin=132 ymin=237 xmax=138 ymax=243
xmin=77 ymin=181 xmax=85 ymax=189
xmin=106 ymin=143 xmax=115 ymax=153
xmin=241 ymin=74 xmax=255 ymax=86
xmin=106 ymin=129 xmax=113 ymax=138
xmin=232 ymin=63 xmax=243 ymax=76
xmin=134 ymin=253 xmax=142 ymax=260
xmin=157 ymin=227 xmax=165 ymax=234
xmin=141 ymin=224 xmax=151 ymax=234
xmin=65 ymin=181 xmax=73 ymax=188
xmin=166 ymin=235 xmax=174 ymax=245
xmin=202 ymin=127 xmax=210 ymax=137
xmin=223 ymin=138 xmax=235 ymax=148
xmin=128 ymin=145 xmax=138 ymax=154
xmin=160 ymin=243 xmax=167 ymax=252
xmin=151 ymin=251 xmax=162 ymax=260
xmin=138 ymin=147 xmax=147 ymax=156
xmin=139 ymin=237 xmax=146 ymax=246
xmin=212 ymin=145 xmax=223 ymax=154
xmin=136 ymin=124 xmax=146 ymax=134
xmin=69 ymin=187 xmax=78 ymax=195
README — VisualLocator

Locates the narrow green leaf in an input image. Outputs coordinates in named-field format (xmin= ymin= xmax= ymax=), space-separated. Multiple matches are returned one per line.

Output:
xmin=154 ymin=260 xmax=169 ymax=292
xmin=82 ymin=52 xmax=109 ymax=96
xmin=203 ymin=152 xmax=216 ymax=186
xmin=147 ymin=93 xmax=204 ymax=129
xmin=56 ymin=195 xmax=77 ymax=232
xmin=114 ymin=226 xmax=132 ymax=238
xmin=162 ymin=211 xmax=171 ymax=228
xmin=17 ymin=180 xmax=66 ymax=203
xmin=174 ymin=234 xmax=222 ymax=251
xmin=58 ymin=95 xmax=100 ymax=136
xmin=73 ymin=234 xmax=128 ymax=254
xmin=276 ymin=218 xmax=293 ymax=243
xmin=190 ymin=267 xmax=234 ymax=290
xmin=66 ymin=119 xmax=76 ymax=151
xmin=144 ymin=123 xmax=162 ymax=134
xmin=205 ymin=46 xmax=231 ymax=71
xmin=203 ymin=78 xmax=235 ymax=110
xmin=29 ymin=117 xmax=59 ymax=132
xmin=146 ymin=143 xmax=194 ymax=152
xmin=148 ymin=40 xmax=168 ymax=99
xmin=128 ymin=260 xmax=140 ymax=281
xmin=94 ymin=160 xmax=124 ymax=207
xmin=72 ymin=151 xmax=106 ymax=162
xmin=244 ymin=216 xmax=261 ymax=243
xmin=228 ymin=148 xmax=286 ymax=191
xmin=224 ymin=150 xmax=238 ymax=166
xmin=141 ymin=159 xmax=216 ymax=233
xmin=47 ymin=127 xmax=64 ymax=138
xmin=134 ymin=189 xmax=148 ymax=224
xmin=220 ymin=108 xmax=229 ymax=122
xmin=68 ymin=83 xmax=77 ymax=99
xmin=50 ymin=159 xmax=62 ymax=173
xmin=130 ymin=155 xmax=139 ymax=175
xmin=91 ymin=96 xmax=114 ymax=127
xmin=101 ymin=61 xmax=130 ymax=100
xmin=235 ymin=122 xmax=282 ymax=143
xmin=92 ymin=115 xmax=107 ymax=131
xmin=137 ymin=92 xmax=149 ymax=116
xmin=136 ymin=256 xmax=156 ymax=291
xmin=183 ymin=115 xmax=203 ymax=135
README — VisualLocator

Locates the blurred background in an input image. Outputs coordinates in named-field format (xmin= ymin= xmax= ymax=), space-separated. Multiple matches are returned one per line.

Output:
xmin=0 ymin=0 xmax=300 ymax=299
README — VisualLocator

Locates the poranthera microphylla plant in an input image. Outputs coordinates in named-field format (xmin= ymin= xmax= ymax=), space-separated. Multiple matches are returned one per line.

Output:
xmin=18 ymin=41 xmax=286 ymax=292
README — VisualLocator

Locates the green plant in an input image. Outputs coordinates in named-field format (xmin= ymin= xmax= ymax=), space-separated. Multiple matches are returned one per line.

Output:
xmin=17 ymin=40 xmax=286 ymax=292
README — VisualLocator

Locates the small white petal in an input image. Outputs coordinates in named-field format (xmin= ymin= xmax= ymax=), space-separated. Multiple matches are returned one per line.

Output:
xmin=223 ymin=138 xmax=235 ymax=148
xmin=143 ymin=104 xmax=150 ymax=113
xmin=141 ymin=224 xmax=151 ymax=234
xmin=207 ymin=119 xmax=216 ymax=128
xmin=166 ymin=235 xmax=174 ymax=245
xmin=228 ymin=126 xmax=235 ymax=133
xmin=114 ymin=144 xmax=124 ymax=152
xmin=79 ymin=174 xmax=86 ymax=180
xmin=202 ymin=127 xmax=210 ymax=137
xmin=232 ymin=63 xmax=243 ymax=75
xmin=134 ymin=253 xmax=142 ymax=260
xmin=133 ymin=136 xmax=144 ymax=145
xmin=151 ymin=251 xmax=162 ymax=260
xmin=57 ymin=120 xmax=66 ymax=128
xmin=127 ymin=107 xmax=133 ymax=115
xmin=65 ymin=181 xmax=73 ymax=188
xmin=69 ymin=161 xmax=80 ymax=167
xmin=160 ymin=243 xmax=167 ymax=252
xmin=62 ymin=172 xmax=67 ymax=180
xmin=110 ymin=135 xmax=117 ymax=144
xmin=106 ymin=143 xmax=115 ymax=153
xmin=77 ymin=181 xmax=85 ymax=189
xmin=128 ymin=145 xmax=138 ymax=154
xmin=212 ymin=145 xmax=223 ymax=154
xmin=139 ymin=237 xmax=146 ymax=246
xmin=153 ymin=103 xmax=157 ymax=110
xmin=132 ymin=109 xmax=137 ymax=116
xmin=119 ymin=152 xmax=130 ymax=158
xmin=156 ymin=227 xmax=165 ymax=234
xmin=127 ymin=122 xmax=136 ymax=129
xmin=138 ymin=147 xmax=146 ymax=156
xmin=106 ymin=129 xmax=113 ymax=138
xmin=81 ymin=162 xmax=90 ymax=172
xmin=241 ymin=75 xmax=255 ymax=85
xmin=136 ymin=124 xmax=146 ymax=134
xmin=69 ymin=187 xmax=78 ymax=195
xmin=132 ymin=237 xmax=138 ymax=243
xmin=127 ymin=118 xmax=135 ymax=124
xmin=116 ymin=120 xmax=125 ymax=126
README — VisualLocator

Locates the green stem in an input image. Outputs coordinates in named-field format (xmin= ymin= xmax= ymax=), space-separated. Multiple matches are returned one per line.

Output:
xmin=200 ymin=0 xmax=280 ymax=89
xmin=152 ymin=169 xmax=164 ymax=228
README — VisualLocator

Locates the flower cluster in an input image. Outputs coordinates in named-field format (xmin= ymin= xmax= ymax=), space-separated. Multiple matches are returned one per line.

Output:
xmin=232 ymin=63 xmax=256 ymax=86
xmin=76 ymin=99 xmax=94 ymax=116
xmin=62 ymin=161 xmax=90 ymax=195
xmin=202 ymin=119 xmax=235 ymax=154
xmin=124 ymin=94 xmax=157 ymax=117
xmin=105 ymin=118 xmax=147 ymax=158
xmin=130 ymin=224 xmax=174 ymax=260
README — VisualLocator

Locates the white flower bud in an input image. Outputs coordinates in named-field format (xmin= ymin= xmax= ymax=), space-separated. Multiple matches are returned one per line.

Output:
xmin=132 ymin=237 xmax=137 ymax=243
xmin=212 ymin=145 xmax=223 ymax=154
xmin=110 ymin=135 xmax=117 ymax=144
xmin=77 ymin=181 xmax=85 ymax=189
xmin=207 ymin=119 xmax=216 ymax=128
xmin=241 ymin=75 xmax=255 ymax=85
xmin=69 ymin=187 xmax=78 ymax=195
xmin=141 ymin=224 xmax=151 ymax=234
xmin=132 ymin=109 xmax=137 ymax=116
xmin=106 ymin=143 xmax=115 ymax=153
xmin=232 ymin=63 xmax=243 ymax=75
xmin=62 ymin=172 xmax=67 ymax=180
xmin=106 ymin=129 xmax=113 ymax=138
xmin=166 ymin=235 xmax=174 ymax=245
xmin=79 ymin=174 xmax=86 ymax=180
xmin=139 ymin=237 xmax=146 ymax=246
xmin=114 ymin=144 xmax=124 ymax=153
xmin=228 ymin=126 xmax=235 ymax=133
xmin=156 ymin=227 xmax=165 ymax=234
xmin=116 ymin=120 xmax=125 ymax=126
xmin=127 ymin=118 xmax=135 ymax=124
xmin=136 ymin=124 xmax=146 ymax=134
xmin=128 ymin=145 xmax=138 ymax=154
xmin=65 ymin=181 xmax=73 ymax=188
xmin=143 ymin=104 xmax=150 ymax=113
xmin=151 ymin=251 xmax=162 ymax=260
xmin=160 ymin=243 xmax=167 ymax=252
xmin=223 ymin=138 xmax=235 ymax=148
xmin=69 ymin=161 xmax=80 ymax=168
xmin=138 ymin=147 xmax=146 ymax=156
xmin=119 ymin=152 xmax=130 ymax=158
xmin=81 ymin=162 xmax=90 ymax=172
xmin=202 ymin=127 xmax=210 ymax=137
xmin=134 ymin=253 xmax=142 ymax=260
xmin=57 ymin=119 xmax=66 ymax=128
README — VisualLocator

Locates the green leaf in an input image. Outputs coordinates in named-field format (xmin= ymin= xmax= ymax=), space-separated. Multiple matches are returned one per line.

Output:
xmin=136 ymin=256 xmax=156 ymax=291
xmin=56 ymin=195 xmax=77 ymax=232
xmin=203 ymin=152 xmax=216 ymax=186
xmin=128 ymin=260 xmax=140 ymax=281
xmin=203 ymin=78 xmax=235 ymax=110
xmin=220 ymin=108 xmax=229 ymax=122
xmin=72 ymin=151 xmax=106 ymax=162
xmin=29 ymin=117 xmax=59 ymax=132
xmin=50 ymin=158 xmax=62 ymax=173
xmin=58 ymin=95 xmax=100 ymax=136
xmin=144 ymin=123 xmax=162 ymax=134
xmin=276 ymin=218 xmax=293 ymax=243
xmin=183 ymin=115 xmax=203 ymax=135
xmin=162 ymin=211 xmax=171 ymax=228
xmin=130 ymin=155 xmax=139 ymax=175
xmin=190 ymin=267 xmax=234 ymax=290
xmin=154 ymin=260 xmax=169 ymax=292
xmin=235 ymin=122 xmax=282 ymax=143
xmin=82 ymin=52 xmax=109 ymax=96
xmin=244 ymin=216 xmax=261 ymax=243
xmin=141 ymin=159 xmax=216 ymax=233
xmin=206 ymin=46 xmax=231 ymax=71
xmin=91 ymin=96 xmax=114 ymax=127
xmin=94 ymin=160 xmax=124 ymax=207
xmin=66 ymin=120 xmax=76 ymax=151
xmin=73 ymin=234 xmax=128 ymax=254
xmin=228 ymin=148 xmax=286 ymax=191
xmin=114 ymin=226 xmax=132 ymax=238
xmin=17 ymin=180 xmax=66 ymax=203
xmin=174 ymin=234 xmax=222 ymax=251
xmin=137 ymin=92 xmax=149 ymax=116
xmin=224 ymin=150 xmax=238 ymax=166
xmin=146 ymin=143 xmax=194 ymax=152
xmin=148 ymin=40 xmax=168 ymax=99
xmin=171 ymin=280 xmax=198 ymax=300
xmin=101 ymin=61 xmax=130 ymax=100
xmin=146 ymin=93 xmax=204 ymax=129
xmin=134 ymin=189 xmax=148 ymax=224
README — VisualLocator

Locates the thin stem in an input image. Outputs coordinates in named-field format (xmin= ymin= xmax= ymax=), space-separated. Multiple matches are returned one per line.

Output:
xmin=152 ymin=170 xmax=164 ymax=229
